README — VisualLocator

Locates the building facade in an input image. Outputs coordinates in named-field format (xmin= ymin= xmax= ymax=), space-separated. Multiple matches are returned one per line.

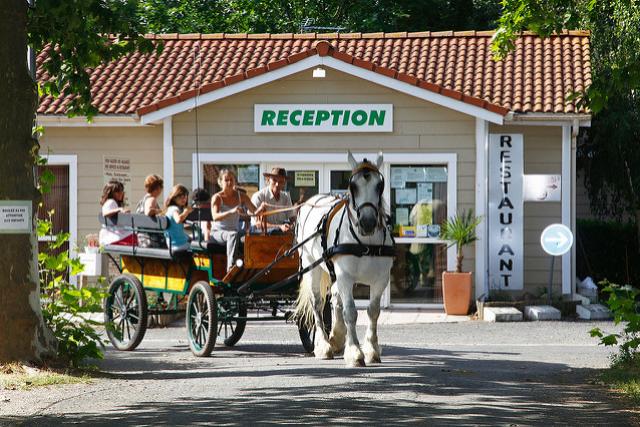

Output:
xmin=37 ymin=31 xmax=591 ymax=308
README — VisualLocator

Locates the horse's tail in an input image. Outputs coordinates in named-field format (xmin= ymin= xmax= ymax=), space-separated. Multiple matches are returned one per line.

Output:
xmin=294 ymin=268 xmax=332 ymax=330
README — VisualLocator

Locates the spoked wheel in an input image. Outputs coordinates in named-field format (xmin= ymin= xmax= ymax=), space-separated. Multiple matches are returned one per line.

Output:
xmin=217 ymin=298 xmax=247 ymax=347
xmin=186 ymin=281 xmax=217 ymax=357
xmin=298 ymin=297 xmax=332 ymax=354
xmin=104 ymin=274 xmax=148 ymax=351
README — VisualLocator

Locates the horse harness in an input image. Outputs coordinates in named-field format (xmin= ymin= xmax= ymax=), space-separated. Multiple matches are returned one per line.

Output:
xmin=314 ymin=197 xmax=395 ymax=283
xmin=238 ymin=163 xmax=395 ymax=296
xmin=298 ymin=160 xmax=396 ymax=283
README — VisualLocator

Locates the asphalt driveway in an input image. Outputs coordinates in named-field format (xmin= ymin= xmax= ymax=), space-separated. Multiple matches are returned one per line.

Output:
xmin=1 ymin=318 xmax=637 ymax=426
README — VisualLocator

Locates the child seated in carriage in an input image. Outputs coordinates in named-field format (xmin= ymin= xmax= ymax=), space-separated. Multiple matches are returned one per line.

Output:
xmin=135 ymin=174 xmax=166 ymax=248
xmin=190 ymin=187 xmax=212 ymax=241
xmin=99 ymin=179 xmax=137 ymax=246
xmin=163 ymin=184 xmax=193 ymax=252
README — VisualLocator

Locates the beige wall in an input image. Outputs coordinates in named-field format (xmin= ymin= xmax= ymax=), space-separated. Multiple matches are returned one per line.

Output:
xmin=172 ymin=69 xmax=478 ymax=274
xmin=39 ymin=68 xmax=571 ymax=298
xmin=40 ymin=126 xmax=163 ymax=241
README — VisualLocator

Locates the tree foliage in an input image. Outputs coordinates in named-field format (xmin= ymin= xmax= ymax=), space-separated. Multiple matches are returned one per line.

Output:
xmin=38 ymin=211 xmax=108 ymax=368
xmin=29 ymin=0 xmax=157 ymax=118
xmin=138 ymin=0 xmax=501 ymax=34
xmin=494 ymin=1 xmax=640 ymax=239
xmin=492 ymin=0 xmax=640 ymax=113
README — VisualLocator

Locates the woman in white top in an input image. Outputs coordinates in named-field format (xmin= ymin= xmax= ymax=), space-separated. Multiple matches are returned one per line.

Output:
xmin=99 ymin=179 xmax=137 ymax=246
xmin=211 ymin=169 xmax=263 ymax=271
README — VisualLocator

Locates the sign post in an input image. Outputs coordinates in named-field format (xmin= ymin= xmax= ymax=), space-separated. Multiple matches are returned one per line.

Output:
xmin=540 ymin=223 xmax=574 ymax=303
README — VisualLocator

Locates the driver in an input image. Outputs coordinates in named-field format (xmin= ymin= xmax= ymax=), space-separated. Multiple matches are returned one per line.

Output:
xmin=251 ymin=167 xmax=295 ymax=234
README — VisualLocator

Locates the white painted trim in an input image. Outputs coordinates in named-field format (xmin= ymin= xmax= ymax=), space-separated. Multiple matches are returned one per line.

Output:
xmin=140 ymin=55 xmax=505 ymax=125
xmin=505 ymin=120 xmax=571 ymax=127
xmin=37 ymin=115 xmax=148 ymax=127
xmin=561 ymin=125 xmax=572 ymax=295
xmin=388 ymin=303 xmax=445 ymax=310
xmin=41 ymin=154 xmax=78 ymax=285
xmin=571 ymin=120 xmax=579 ymax=296
xmin=163 ymin=117 xmax=174 ymax=199
xmin=507 ymin=113 xmax=591 ymax=127
xmin=475 ymin=118 xmax=489 ymax=299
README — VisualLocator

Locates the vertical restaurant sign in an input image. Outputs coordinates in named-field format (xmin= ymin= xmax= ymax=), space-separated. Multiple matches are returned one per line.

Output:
xmin=103 ymin=156 xmax=132 ymax=204
xmin=488 ymin=134 xmax=524 ymax=290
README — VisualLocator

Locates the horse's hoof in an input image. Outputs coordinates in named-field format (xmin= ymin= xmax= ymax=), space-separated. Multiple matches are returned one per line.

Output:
xmin=315 ymin=353 xmax=333 ymax=360
xmin=330 ymin=343 xmax=345 ymax=355
xmin=365 ymin=355 xmax=381 ymax=364
xmin=314 ymin=345 xmax=334 ymax=360
xmin=346 ymin=358 xmax=366 ymax=368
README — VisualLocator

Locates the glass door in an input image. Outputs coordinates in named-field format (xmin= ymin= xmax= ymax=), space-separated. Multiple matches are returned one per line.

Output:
xmin=324 ymin=163 xmax=351 ymax=197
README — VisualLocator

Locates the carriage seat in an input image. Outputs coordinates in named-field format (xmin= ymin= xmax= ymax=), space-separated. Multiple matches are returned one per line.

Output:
xmin=98 ymin=213 xmax=186 ymax=260
xmin=101 ymin=244 xmax=177 ymax=259
xmin=190 ymin=239 xmax=227 ymax=255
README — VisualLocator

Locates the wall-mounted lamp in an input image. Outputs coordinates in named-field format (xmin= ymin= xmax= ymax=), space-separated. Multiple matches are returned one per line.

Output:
xmin=312 ymin=67 xmax=326 ymax=78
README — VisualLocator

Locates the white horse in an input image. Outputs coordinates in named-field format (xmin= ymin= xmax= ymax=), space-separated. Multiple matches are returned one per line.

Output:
xmin=295 ymin=152 xmax=394 ymax=367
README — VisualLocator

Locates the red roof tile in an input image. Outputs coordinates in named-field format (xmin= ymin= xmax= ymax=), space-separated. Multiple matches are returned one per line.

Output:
xmin=36 ymin=31 xmax=591 ymax=117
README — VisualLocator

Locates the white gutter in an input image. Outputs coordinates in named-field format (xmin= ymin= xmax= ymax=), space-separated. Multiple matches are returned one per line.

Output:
xmin=37 ymin=115 xmax=151 ymax=127
xmin=506 ymin=112 xmax=591 ymax=127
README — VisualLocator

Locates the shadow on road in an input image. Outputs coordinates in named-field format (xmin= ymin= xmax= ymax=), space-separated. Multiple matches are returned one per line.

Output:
xmin=1 ymin=342 xmax=634 ymax=426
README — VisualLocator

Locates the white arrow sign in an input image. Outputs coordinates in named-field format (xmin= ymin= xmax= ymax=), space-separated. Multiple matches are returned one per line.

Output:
xmin=540 ymin=224 xmax=573 ymax=256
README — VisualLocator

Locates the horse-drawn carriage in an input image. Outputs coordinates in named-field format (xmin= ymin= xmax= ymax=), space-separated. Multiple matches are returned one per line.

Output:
xmin=100 ymin=153 xmax=395 ymax=366
xmin=99 ymin=210 xmax=328 ymax=357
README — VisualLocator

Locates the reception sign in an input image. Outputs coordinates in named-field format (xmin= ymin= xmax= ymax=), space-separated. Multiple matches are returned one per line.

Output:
xmin=488 ymin=134 xmax=523 ymax=290
xmin=254 ymin=104 xmax=393 ymax=132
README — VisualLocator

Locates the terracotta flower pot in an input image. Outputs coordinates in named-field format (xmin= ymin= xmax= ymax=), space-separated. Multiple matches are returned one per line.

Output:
xmin=442 ymin=271 xmax=472 ymax=315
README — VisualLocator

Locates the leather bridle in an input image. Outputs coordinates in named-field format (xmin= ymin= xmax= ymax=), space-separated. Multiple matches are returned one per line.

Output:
xmin=348 ymin=161 xmax=385 ymax=227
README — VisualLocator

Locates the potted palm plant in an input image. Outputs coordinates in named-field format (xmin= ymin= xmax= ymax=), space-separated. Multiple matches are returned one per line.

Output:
xmin=440 ymin=210 xmax=482 ymax=315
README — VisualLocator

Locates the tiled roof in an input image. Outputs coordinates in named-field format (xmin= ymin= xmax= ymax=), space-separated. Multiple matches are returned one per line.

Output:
xmin=36 ymin=31 xmax=591 ymax=117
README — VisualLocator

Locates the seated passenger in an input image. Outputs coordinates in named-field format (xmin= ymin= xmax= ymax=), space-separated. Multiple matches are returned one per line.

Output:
xmin=135 ymin=174 xmax=166 ymax=248
xmin=163 ymin=185 xmax=193 ymax=253
xmin=99 ymin=179 xmax=137 ymax=246
xmin=251 ymin=167 xmax=295 ymax=234
xmin=210 ymin=169 xmax=262 ymax=272
xmin=191 ymin=188 xmax=212 ymax=241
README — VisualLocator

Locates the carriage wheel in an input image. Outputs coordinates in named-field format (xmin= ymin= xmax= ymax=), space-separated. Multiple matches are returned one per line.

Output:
xmin=186 ymin=281 xmax=217 ymax=357
xmin=217 ymin=299 xmax=247 ymax=347
xmin=104 ymin=274 xmax=148 ymax=351
xmin=298 ymin=297 xmax=332 ymax=354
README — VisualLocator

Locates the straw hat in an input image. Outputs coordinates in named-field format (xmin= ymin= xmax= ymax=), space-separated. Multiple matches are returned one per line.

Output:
xmin=263 ymin=167 xmax=288 ymax=179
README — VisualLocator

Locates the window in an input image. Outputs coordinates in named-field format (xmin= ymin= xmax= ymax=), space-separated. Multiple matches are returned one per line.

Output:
xmin=203 ymin=164 xmax=260 ymax=197
xmin=388 ymin=164 xmax=449 ymax=304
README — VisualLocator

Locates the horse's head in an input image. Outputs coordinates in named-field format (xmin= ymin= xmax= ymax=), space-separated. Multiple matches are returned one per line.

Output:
xmin=347 ymin=151 xmax=385 ymax=236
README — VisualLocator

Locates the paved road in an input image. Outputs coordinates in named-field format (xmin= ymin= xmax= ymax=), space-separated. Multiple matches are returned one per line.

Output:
xmin=1 ymin=319 xmax=637 ymax=426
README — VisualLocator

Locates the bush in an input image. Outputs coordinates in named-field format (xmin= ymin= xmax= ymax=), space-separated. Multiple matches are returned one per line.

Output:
xmin=38 ymin=214 xmax=108 ymax=367
xmin=577 ymin=219 xmax=639 ymax=288
xmin=590 ymin=281 xmax=640 ymax=363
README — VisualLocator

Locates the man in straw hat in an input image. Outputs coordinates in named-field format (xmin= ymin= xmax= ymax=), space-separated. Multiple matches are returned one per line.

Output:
xmin=251 ymin=167 xmax=295 ymax=233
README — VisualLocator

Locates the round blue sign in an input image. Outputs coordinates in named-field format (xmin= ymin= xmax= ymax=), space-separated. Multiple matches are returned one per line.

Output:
xmin=540 ymin=223 xmax=574 ymax=256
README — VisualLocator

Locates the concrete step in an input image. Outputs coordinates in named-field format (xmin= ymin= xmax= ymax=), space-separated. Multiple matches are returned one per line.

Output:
xmin=524 ymin=305 xmax=562 ymax=321
xmin=483 ymin=306 xmax=523 ymax=322
xmin=576 ymin=303 xmax=612 ymax=320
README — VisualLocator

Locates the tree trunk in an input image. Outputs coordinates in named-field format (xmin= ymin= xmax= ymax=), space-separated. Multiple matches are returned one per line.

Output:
xmin=636 ymin=209 xmax=640 ymax=253
xmin=0 ymin=1 xmax=56 ymax=363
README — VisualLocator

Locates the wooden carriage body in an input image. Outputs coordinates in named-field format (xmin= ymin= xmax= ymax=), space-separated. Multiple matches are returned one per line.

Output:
xmin=100 ymin=211 xmax=312 ymax=357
